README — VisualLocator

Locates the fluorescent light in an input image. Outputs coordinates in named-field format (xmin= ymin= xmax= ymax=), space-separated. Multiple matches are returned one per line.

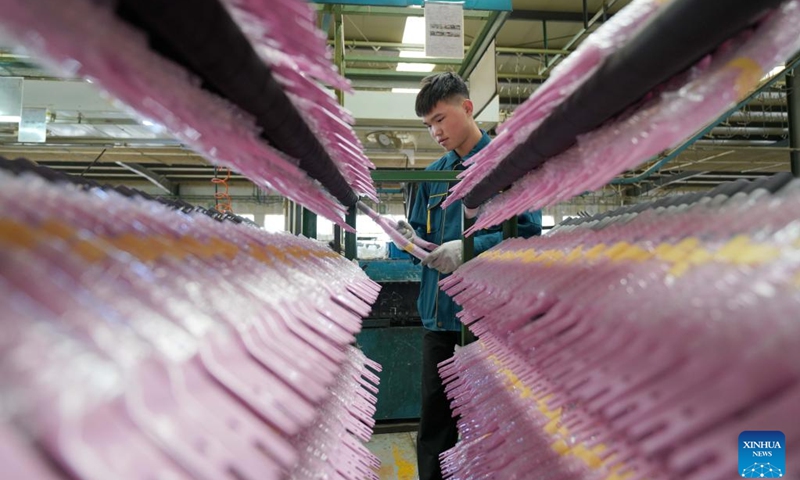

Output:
xmin=0 ymin=115 xmax=21 ymax=123
xmin=141 ymin=119 xmax=155 ymax=127
xmin=402 ymin=16 xmax=425 ymax=45
xmin=397 ymin=49 xmax=434 ymax=72
xmin=397 ymin=62 xmax=435 ymax=72
xmin=392 ymin=88 xmax=421 ymax=93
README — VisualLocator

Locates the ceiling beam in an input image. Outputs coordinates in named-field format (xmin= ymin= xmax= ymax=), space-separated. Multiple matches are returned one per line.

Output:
xmin=508 ymin=9 xmax=612 ymax=23
xmin=345 ymin=55 xmax=461 ymax=65
xmin=312 ymin=0 xmax=510 ymax=11
xmin=315 ymin=5 xmax=491 ymax=18
xmin=345 ymin=68 xmax=430 ymax=81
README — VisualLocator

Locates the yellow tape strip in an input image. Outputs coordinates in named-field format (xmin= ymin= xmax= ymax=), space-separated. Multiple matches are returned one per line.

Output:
xmin=0 ymin=218 xmax=336 ymax=267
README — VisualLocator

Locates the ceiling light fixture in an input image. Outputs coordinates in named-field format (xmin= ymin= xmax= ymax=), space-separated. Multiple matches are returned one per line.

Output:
xmin=397 ymin=50 xmax=434 ymax=72
xmin=398 ymin=17 xmax=433 ymax=72
xmin=391 ymin=88 xmax=421 ymax=93
xmin=401 ymin=16 xmax=425 ymax=44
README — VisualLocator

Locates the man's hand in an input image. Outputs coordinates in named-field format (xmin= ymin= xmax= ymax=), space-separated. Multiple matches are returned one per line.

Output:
xmin=422 ymin=240 xmax=463 ymax=274
xmin=396 ymin=220 xmax=416 ymax=241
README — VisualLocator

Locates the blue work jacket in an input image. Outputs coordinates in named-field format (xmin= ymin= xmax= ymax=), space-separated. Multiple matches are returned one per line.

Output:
xmin=408 ymin=132 xmax=542 ymax=331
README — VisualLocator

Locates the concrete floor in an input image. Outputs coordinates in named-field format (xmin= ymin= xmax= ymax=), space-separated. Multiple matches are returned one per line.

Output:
xmin=366 ymin=431 xmax=419 ymax=480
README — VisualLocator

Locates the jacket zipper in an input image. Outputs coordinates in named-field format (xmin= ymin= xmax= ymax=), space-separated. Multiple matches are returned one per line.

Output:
xmin=432 ymin=180 xmax=452 ymax=329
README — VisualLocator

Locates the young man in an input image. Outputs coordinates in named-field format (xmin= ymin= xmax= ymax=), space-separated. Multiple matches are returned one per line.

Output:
xmin=397 ymin=72 xmax=542 ymax=480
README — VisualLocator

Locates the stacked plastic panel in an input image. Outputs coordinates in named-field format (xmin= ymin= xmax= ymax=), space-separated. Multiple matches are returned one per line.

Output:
xmin=443 ymin=0 xmax=800 ymax=233
xmin=0 ymin=161 xmax=382 ymax=480
xmin=438 ymin=173 xmax=800 ymax=479
xmin=0 ymin=0 xmax=376 ymax=225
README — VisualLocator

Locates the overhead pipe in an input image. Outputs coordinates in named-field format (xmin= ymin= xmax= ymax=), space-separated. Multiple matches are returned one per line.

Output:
xmin=751 ymin=91 xmax=788 ymax=105
xmin=695 ymin=139 xmax=782 ymax=147
xmin=727 ymin=111 xmax=789 ymax=122
xmin=462 ymin=0 xmax=786 ymax=206
xmin=331 ymin=40 xmax=571 ymax=56
xmin=710 ymin=126 xmax=788 ymax=136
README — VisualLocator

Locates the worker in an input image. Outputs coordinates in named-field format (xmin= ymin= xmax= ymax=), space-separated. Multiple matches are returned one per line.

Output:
xmin=397 ymin=72 xmax=542 ymax=480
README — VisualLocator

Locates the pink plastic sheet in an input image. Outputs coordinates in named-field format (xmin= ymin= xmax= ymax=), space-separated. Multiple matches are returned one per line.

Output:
xmin=437 ymin=182 xmax=800 ymax=479
xmin=444 ymin=0 xmax=800 ymax=235
xmin=0 ymin=171 xmax=382 ymax=479
xmin=0 ymin=0 xmax=374 ymax=227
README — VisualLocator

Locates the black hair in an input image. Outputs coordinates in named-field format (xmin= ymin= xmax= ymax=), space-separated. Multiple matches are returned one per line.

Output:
xmin=415 ymin=72 xmax=470 ymax=117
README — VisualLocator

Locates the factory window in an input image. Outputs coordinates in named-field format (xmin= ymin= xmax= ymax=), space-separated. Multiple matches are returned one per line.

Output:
xmin=263 ymin=214 xmax=286 ymax=232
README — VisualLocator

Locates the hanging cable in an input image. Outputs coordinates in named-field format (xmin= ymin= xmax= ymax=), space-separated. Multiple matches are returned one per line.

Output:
xmin=80 ymin=148 xmax=106 ymax=177
xmin=211 ymin=166 xmax=233 ymax=213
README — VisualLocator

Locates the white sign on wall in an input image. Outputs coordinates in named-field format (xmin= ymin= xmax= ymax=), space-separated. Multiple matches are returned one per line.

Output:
xmin=425 ymin=2 xmax=464 ymax=59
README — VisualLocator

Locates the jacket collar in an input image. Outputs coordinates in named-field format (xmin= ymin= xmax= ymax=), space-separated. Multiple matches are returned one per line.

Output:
xmin=443 ymin=130 xmax=491 ymax=169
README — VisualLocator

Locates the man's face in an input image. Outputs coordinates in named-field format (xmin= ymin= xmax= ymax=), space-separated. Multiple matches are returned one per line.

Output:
xmin=422 ymin=97 xmax=474 ymax=153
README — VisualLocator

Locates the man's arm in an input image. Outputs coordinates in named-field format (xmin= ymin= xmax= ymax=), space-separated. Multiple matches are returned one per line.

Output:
xmin=473 ymin=210 xmax=542 ymax=256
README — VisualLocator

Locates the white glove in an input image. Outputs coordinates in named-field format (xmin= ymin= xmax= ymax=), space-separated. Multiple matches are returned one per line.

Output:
xmin=422 ymin=239 xmax=463 ymax=274
xmin=396 ymin=220 xmax=416 ymax=241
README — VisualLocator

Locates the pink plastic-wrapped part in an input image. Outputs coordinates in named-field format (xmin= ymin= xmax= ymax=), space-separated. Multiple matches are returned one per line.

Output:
xmin=449 ymin=0 xmax=800 ymax=233
xmin=356 ymin=201 xmax=435 ymax=260
xmin=0 ymin=170 xmax=383 ymax=479
xmin=285 ymin=87 xmax=378 ymax=202
xmin=223 ymin=0 xmax=350 ymax=91
xmin=0 ymin=0 xmax=361 ymax=227
xmin=0 ymin=302 xmax=194 ymax=480
xmin=435 ymin=185 xmax=800 ymax=478
xmin=0 ymin=423 xmax=66 ymax=480
xmin=443 ymin=0 xmax=666 ymax=207
xmin=290 ymin=347 xmax=382 ymax=480
xmin=0 ymin=209 xmax=309 ymax=474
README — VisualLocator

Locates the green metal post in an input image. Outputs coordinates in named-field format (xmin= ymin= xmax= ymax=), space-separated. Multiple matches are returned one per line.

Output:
xmin=542 ymin=20 xmax=548 ymax=68
xmin=345 ymin=205 xmax=357 ymax=260
xmin=318 ymin=4 xmax=333 ymax=32
xmin=460 ymin=212 xmax=476 ymax=346
xmin=334 ymin=7 xmax=349 ymax=254
xmin=333 ymin=225 xmax=342 ymax=254
xmin=788 ymin=68 xmax=800 ymax=177
xmin=334 ymin=7 xmax=346 ymax=105
xmin=302 ymin=208 xmax=317 ymax=239
xmin=294 ymin=203 xmax=303 ymax=234
xmin=502 ymin=216 xmax=518 ymax=239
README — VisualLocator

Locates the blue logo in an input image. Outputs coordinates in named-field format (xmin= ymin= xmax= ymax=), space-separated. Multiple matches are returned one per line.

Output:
xmin=739 ymin=431 xmax=786 ymax=478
